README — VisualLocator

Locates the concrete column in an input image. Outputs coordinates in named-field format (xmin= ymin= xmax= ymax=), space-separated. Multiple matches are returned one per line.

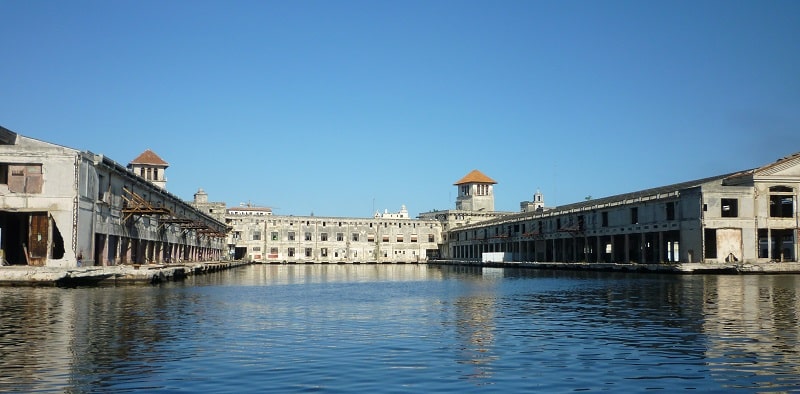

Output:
xmin=658 ymin=232 xmax=664 ymax=263
xmin=624 ymin=234 xmax=630 ymax=263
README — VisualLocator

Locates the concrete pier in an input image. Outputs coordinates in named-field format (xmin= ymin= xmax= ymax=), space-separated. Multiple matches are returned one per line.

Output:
xmin=428 ymin=260 xmax=800 ymax=274
xmin=0 ymin=260 xmax=253 ymax=286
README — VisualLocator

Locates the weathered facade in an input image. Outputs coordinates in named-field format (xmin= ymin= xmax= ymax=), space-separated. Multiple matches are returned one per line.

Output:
xmin=0 ymin=127 xmax=227 ymax=267
xmin=225 ymin=205 xmax=442 ymax=263
xmin=446 ymin=153 xmax=800 ymax=265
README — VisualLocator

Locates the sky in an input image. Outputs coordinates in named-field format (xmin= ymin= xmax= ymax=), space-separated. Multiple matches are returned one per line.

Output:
xmin=2 ymin=0 xmax=799 ymax=218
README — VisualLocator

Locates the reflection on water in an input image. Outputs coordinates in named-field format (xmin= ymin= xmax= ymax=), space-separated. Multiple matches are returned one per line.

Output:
xmin=0 ymin=265 xmax=799 ymax=392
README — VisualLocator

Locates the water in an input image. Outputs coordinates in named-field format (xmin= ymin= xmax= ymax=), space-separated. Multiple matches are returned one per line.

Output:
xmin=1 ymin=265 xmax=799 ymax=393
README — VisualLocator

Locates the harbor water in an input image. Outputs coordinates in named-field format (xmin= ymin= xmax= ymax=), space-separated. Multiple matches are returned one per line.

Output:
xmin=1 ymin=264 xmax=799 ymax=393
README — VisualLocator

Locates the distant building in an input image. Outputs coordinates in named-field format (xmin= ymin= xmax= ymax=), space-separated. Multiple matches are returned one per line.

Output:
xmin=375 ymin=205 xmax=409 ymax=219
xmin=189 ymin=188 xmax=227 ymax=223
xmin=224 ymin=204 xmax=441 ymax=263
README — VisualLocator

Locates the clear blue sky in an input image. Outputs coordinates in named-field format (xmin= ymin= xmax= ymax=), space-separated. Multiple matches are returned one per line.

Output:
xmin=2 ymin=0 xmax=798 ymax=218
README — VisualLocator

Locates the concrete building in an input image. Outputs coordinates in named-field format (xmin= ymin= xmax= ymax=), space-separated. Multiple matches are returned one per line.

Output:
xmin=419 ymin=170 xmax=515 ymax=258
xmin=0 ymin=127 xmax=228 ymax=267
xmin=225 ymin=205 xmax=442 ymax=263
xmin=446 ymin=152 xmax=800 ymax=265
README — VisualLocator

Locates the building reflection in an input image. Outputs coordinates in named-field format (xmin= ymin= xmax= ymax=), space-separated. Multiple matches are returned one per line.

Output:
xmin=702 ymin=275 xmax=800 ymax=388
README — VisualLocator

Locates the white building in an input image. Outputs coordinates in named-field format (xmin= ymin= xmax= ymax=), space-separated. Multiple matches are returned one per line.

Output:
xmin=0 ymin=126 xmax=227 ymax=267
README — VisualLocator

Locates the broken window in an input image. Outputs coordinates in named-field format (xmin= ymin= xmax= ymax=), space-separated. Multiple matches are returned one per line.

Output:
xmin=321 ymin=248 xmax=328 ymax=257
xmin=769 ymin=194 xmax=794 ymax=218
xmin=288 ymin=247 xmax=295 ymax=257
xmin=288 ymin=232 xmax=295 ymax=241
xmin=320 ymin=233 xmax=328 ymax=241
xmin=630 ymin=207 xmax=639 ymax=224
xmin=304 ymin=248 xmax=312 ymax=257
xmin=758 ymin=229 xmax=769 ymax=258
xmin=304 ymin=232 xmax=312 ymax=241
xmin=666 ymin=202 xmax=675 ymax=221
xmin=352 ymin=233 xmax=359 ymax=242
xmin=252 ymin=231 xmax=261 ymax=241
xmin=721 ymin=198 xmax=738 ymax=217
xmin=271 ymin=232 xmax=279 ymax=241
xmin=428 ymin=234 xmax=435 ymax=242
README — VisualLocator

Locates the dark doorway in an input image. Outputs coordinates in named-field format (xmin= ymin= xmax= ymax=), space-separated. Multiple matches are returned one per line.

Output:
xmin=0 ymin=211 xmax=29 ymax=265
xmin=0 ymin=211 xmax=53 ymax=266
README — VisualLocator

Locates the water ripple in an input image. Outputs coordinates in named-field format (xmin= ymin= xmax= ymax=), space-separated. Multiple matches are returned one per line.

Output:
xmin=1 ymin=266 xmax=800 ymax=392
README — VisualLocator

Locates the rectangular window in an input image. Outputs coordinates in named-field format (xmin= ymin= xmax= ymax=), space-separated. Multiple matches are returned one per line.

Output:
xmin=382 ymin=235 xmax=389 ymax=242
xmin=252 ymin=246 xmax=261 ymax=252
xmin=271 ymin=232 xmax=279 ymax=241
xmin=288 ymin=248 xmax=295 ymax=257
xmin=337 ymin=232 xmax=344 ymax=242
xmin=320 ymin=233 xmax=328 ymax=241
xmin=396 ymin=235 xmax=403 ymax=242
xmin=305 ymin=232 xmax=312 ymax=241
xmin=411 ymin=235 xmax=418 ymax=243
xmin=352 ymin=233 xmax=359 ymax=242
xmin=770 ymin=195 xmax=794 ymax=218
xmin=721 ymin=198 xmax=738 ymax=217
xmin=288 ymin=232 xmax=295 ymax=241
xmin=253 ymin=231 xmax=261 ymax=241
xmin=428 ymin=234 xmax=435 ymax=242
xmin=666 ymin=202 xmax=675 ymax=221
xmin=0 ymin=163 xmax=7 ymax=184
xmin=321 ymin=248 xmax=328 ymax=257
xmin=270 ymin=247 xmax=278 ymax=254
xmin=305 ymin=248 xmax=312 ymax=257
xmin=7 ymin=164 xmax=43 ymax=193
xmin=630 ymin=207 xmax=638 ymax=224
xmin=368 ymin=234 xmax=375 ymax=242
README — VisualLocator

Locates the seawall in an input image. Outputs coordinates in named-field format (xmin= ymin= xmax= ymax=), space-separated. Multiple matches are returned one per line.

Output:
xmin=0 ymin=260 xmax=253 ymax=287
xmin=427 ymin=260 xmax=800 ymax=274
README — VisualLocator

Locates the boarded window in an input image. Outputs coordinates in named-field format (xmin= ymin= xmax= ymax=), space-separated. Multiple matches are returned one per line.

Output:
xmin=8 ymin=164 xmax=43 ymax=193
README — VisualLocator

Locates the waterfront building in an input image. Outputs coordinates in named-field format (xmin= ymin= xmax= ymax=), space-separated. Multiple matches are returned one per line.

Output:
xmin=223 ymin=204 xmax=442 ymax=263
xmin=419 ymin=170 xmax=515 ymax=257
xmin=0 ymin=127 xmax=228 ymax=267
xmin=446 ymin=153 xmax=800 ymax=265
